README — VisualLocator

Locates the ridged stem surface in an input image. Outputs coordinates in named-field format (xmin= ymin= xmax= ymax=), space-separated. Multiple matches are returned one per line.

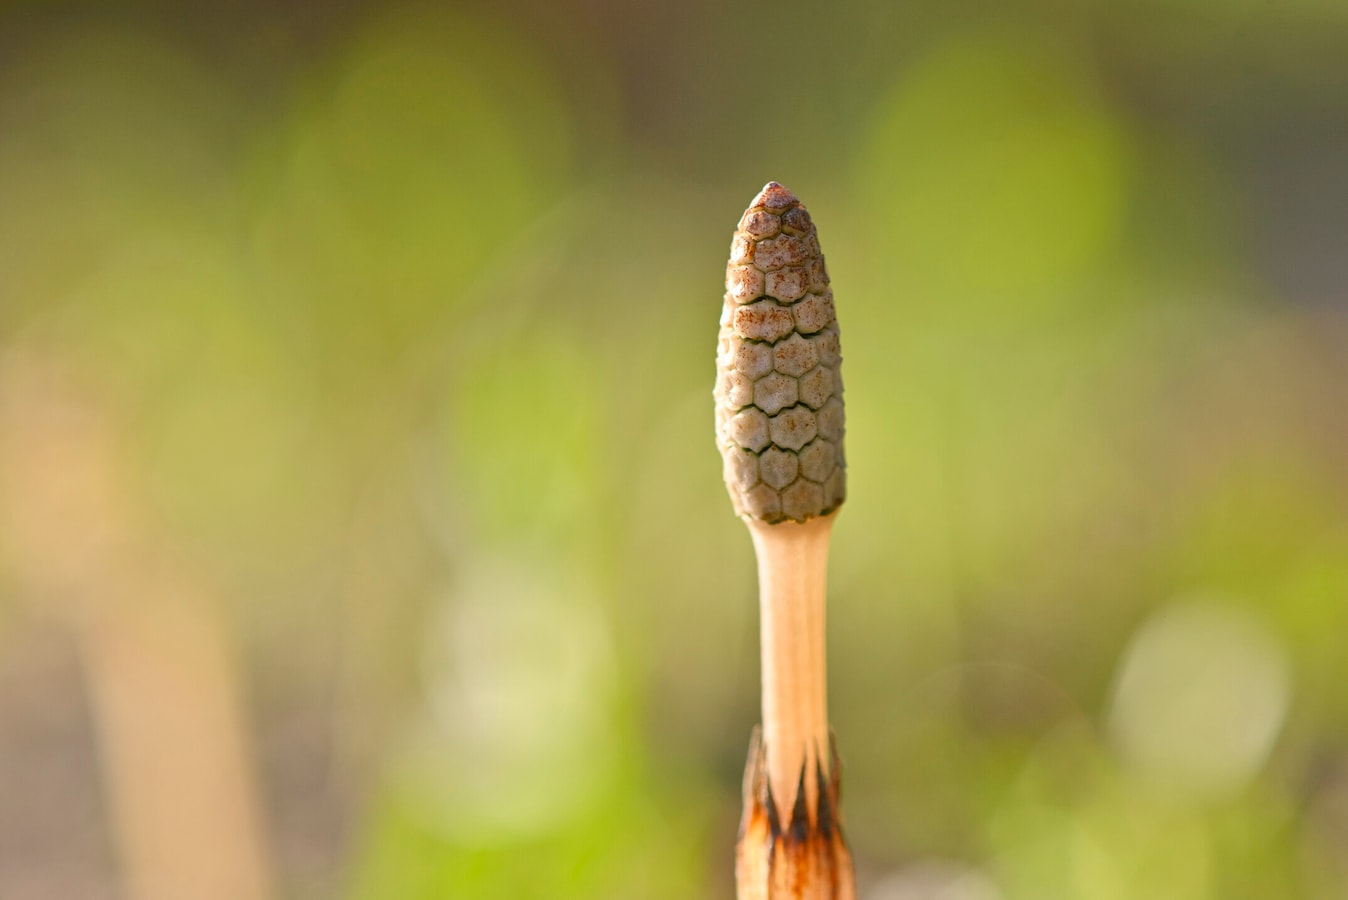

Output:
xmin=749 ymin=514 xmax=833 ymax=820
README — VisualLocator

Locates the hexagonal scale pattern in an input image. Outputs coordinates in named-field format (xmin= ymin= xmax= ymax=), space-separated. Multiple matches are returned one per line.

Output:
xmin=766 ymin=267 xmax=808 ymax=303
xmin=792 ymin=291 xmax=834 ymax=335
xmin=724 ymin=445 xmax=760 ymax=493
xmin=732 ymin=342 xmax=773 ymax=380
xmin=758 ymin=447 xmax=799 ymax=491
xmin=727 ymin=264 xmax=766 ymax=304
xmin=717 ymin=368 xmax=754 ymax=410
xmin=729 ymin=407 xmax=771 ymax=453
xmin=781 ymin=480 xmax=825 ymax=522
xmin=753 ymin=371 xmax=798 ymax=416
xmin=797 ymin=366 xmax=833 ymax=410
xmin=769 ymin=405 xmax=817 ymax=451
xmin=715 ymin=182 xmax=846 ymax=523
xmin=772 ymin=334 xmax=817 ymax=378
xmin=733 ymin=301 xmax=795 ymax=343
xmin=798 ymin=438 xmax=836 ymax=483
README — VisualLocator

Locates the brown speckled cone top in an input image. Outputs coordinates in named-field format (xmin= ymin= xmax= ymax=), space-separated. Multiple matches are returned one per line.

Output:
xmin=715 ymin=183 xmax=845 ymax=523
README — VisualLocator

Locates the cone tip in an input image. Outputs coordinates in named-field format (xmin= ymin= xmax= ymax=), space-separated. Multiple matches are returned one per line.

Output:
xmin=749 ymin=182 xmax=799 ymax=212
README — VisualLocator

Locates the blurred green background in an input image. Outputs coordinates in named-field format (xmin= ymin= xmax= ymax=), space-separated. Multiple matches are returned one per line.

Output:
xmin=1 ymin=1 xmax=1346 ymax=898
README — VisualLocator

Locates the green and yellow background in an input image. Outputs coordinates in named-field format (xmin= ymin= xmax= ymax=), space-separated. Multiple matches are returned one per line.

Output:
xmin=0 ymin=1 xmax=1346 ymax=897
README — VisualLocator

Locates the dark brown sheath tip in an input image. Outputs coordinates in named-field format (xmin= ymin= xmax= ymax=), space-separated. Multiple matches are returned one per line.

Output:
xmin=735 ymin=726 xmax=856 ymax=900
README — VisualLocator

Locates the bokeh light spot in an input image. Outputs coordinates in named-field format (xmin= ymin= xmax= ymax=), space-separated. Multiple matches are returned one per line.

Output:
xmin=1108 ymin=599 xmax=1291 ymax=799
xmin=397 ymin=558 xmax=615 ymax=843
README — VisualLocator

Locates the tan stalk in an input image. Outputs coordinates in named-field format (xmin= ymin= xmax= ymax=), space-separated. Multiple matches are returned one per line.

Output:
xmin=714 ymin=183 xmax=854 ymax=899
xmin=0 ymin=359 xmax=275 ymax=900
xmin=749 ymin=514 xmax=833 ymax=822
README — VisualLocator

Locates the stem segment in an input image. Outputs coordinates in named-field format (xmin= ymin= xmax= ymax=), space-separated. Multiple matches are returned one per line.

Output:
xmin=749 ymin=514 xmax=834 ymax=821
xmin=737 ymin=513 xmax=855 ymax=900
